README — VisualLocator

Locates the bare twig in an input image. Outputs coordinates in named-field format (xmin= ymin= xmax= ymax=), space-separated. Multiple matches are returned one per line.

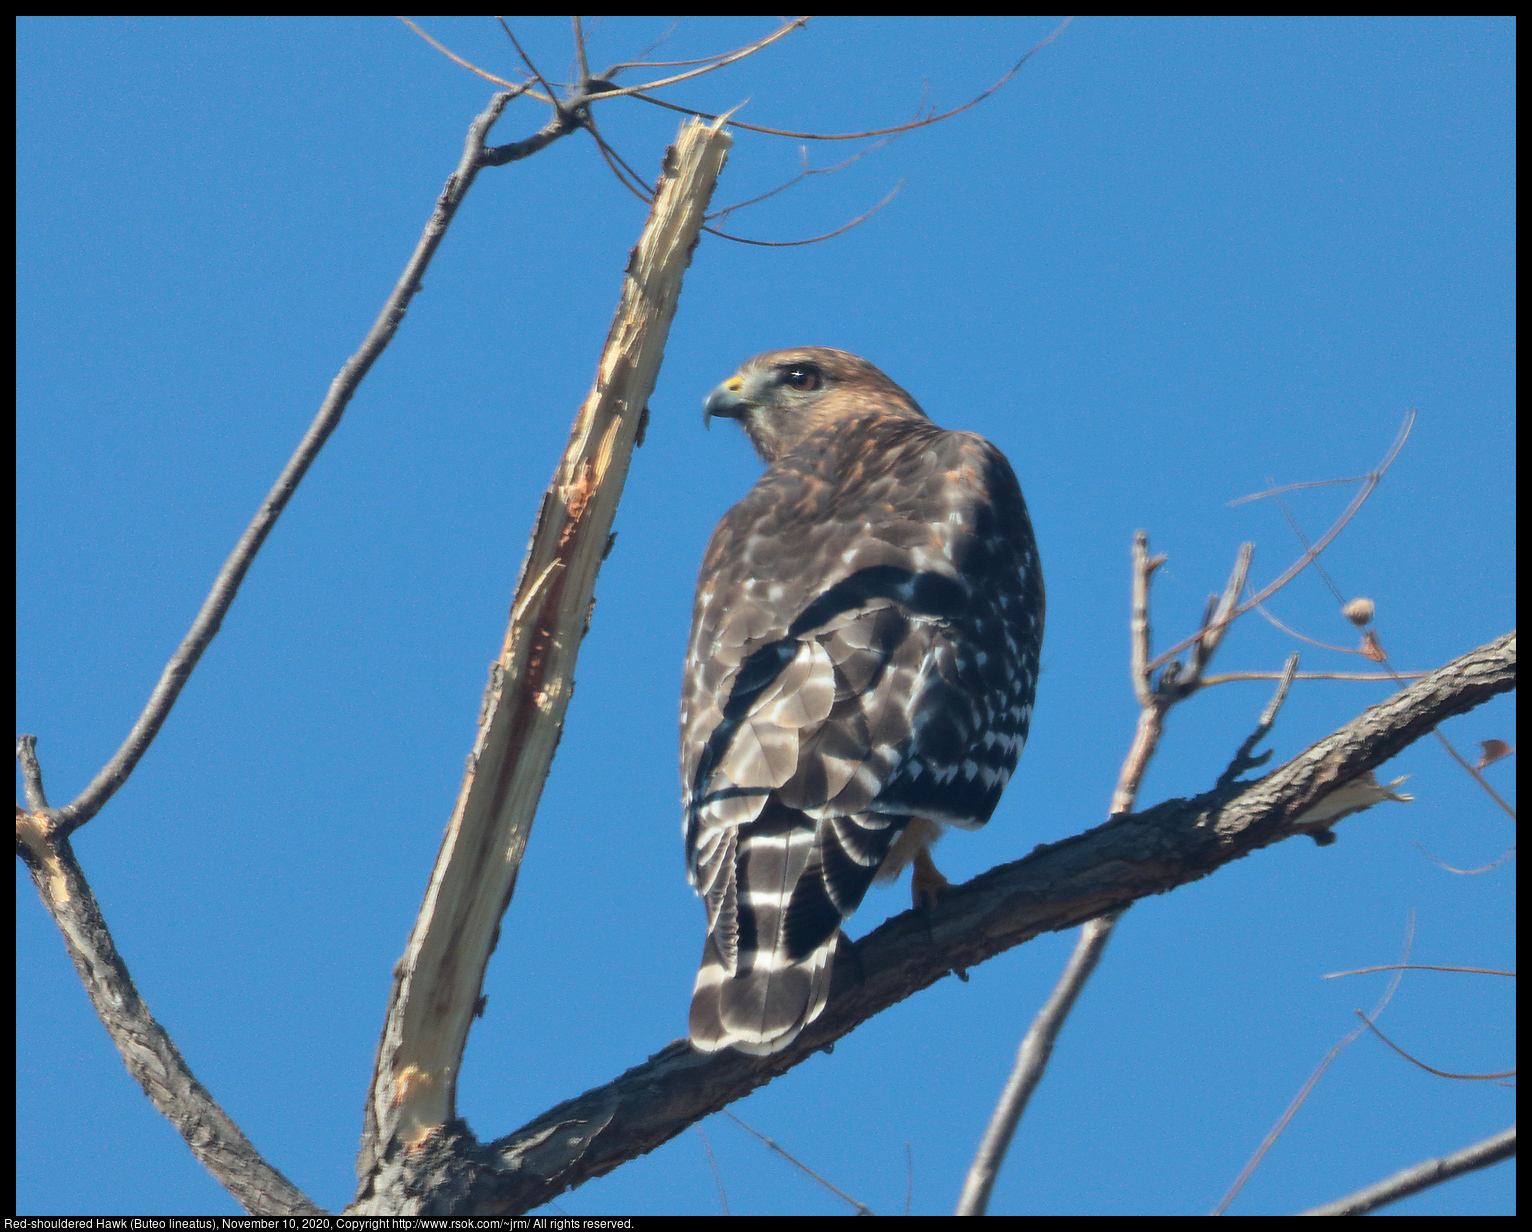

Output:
xmin=1217 ymin=654 xmax=1299 ymax=787
xmin=1355 ymin=1011 xmax=1516 ymax=1080
xmin=702 ymin=179 xmax=904 ymax=246
xmin=1191 ymin=543 xmax=1254 ymax=679
xmin=607 ymin=19 xmax=681 ymax=73
xmin=1149 ymin=410 xmax=1416 ymax=674
xmin=1431 ymin=726 xmax=1517 ymax=820
xmin=1212 ymin=916 xmax=1415 ymax=1215
xmin=409 ymin=17 xmax=1062 ymax=248
xmin=571 ymin=16 xmax=592 ymax=86
xmin=723 ymin=1111 xmax=873 ymax=1215
xmin=498 ymin=21 xmax=563 ymax=113
xmin=695 ymin=1125 xmax=730 ymax=1216
xmin=584 ymin=115 xmax=662 ymax=204
xmin=479 ymin=100 xmax=585 ymax=167
xmin=1228 ymin=473 xmax=1378 ymax=506
xmin=1127 ymin=531 xmax=1166 ymax=707
xmin=1298 ymin=1126 xmax=1516 ymax=1216
xmin=1248 ymin=461 xmax=1514 ymax=826
xmin=30 ymin=89 xmax=520 ymax=840
xmin=398 ymin=17 xmax=531 ymax=92
xmin=405 ymin=18 xmax=814 ymax=105
xmin=1324 ymin=963 xmax=1514 ymax=979
xmin=1411 ymin=843 xmax=1516 ymax=875
xmin=1253 ymin=603 xmax=1371 ymax=655
xmin=570 ymin=18 xmax=812 ymax=100
xmin=16 ymin=734 xmax=47 ymax=813
xmin=1201 ymin=670 xmax=1427 ymax=684
xmin=1270 ymin=489 xmax=1348 ymax=605
xmin=953 ymin=910 xmax=1118 ymax=1215
xmin=629 ymin=17 xmax=1072 ymax=138
xmin=13 ymin=822 xmax=324 ymax=1215
xmin=707 ymin=138 xmax=892 ymax=222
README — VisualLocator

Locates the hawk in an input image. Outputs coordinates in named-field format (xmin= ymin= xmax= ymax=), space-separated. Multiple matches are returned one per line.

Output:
xmin=682 ymin=347 xmax=1044 ymax=1055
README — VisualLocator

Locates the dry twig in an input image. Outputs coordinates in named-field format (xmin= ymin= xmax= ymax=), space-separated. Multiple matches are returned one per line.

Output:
xmin=1212 ymin=915 xmax=1416 ymax=1215
xmin=1148 ymin=410 xmax=1416 ymax=674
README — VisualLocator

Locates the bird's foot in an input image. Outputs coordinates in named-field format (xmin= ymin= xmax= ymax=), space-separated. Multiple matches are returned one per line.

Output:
xmin=911 ymin=845 xmax=951 ymax=914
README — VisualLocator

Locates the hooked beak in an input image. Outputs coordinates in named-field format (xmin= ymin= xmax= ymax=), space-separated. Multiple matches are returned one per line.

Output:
xmin=703 ymin=376 xmax=755 ymax=430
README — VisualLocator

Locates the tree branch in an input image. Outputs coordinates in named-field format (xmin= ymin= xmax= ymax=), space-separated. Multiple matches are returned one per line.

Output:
xmin=351 ymin=117 xmax=733 ymax=1214
xmin=952 ymin=909 xmax=1116 ymax=1215
xmin=1298 ymin=1126 xmax=1515 ymax=1216
xmin=431 ymin=631 xmax=1514 ymax=1215
xmin=13 ymin=819 xmax=325 ymax=1215
xmin=1149 ymin=410 xmax=1415 ymax=674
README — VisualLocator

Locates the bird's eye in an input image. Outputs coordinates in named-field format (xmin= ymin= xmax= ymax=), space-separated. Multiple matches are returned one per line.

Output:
xmin=782 ymin=366 xmax=822 ymax=392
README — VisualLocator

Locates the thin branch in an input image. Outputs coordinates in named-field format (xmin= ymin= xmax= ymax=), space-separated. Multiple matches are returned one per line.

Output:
xmin=14 ymin=825 xmax=325 ymax=1215
xmin=1149 ymin=410 xmax=1416 ymax=674
xmin=1324 ymin=964 xmax=1514 ymax=979
xmin=575 ymin=18 xmax=812 ymax=100
xmin=604 ymin=27 xmax=779 ymax=75
xmin=1217 ymin=653 xmax=1299 ymax=788
xmin=16 ymin=734 xmax=48 ymax=812
xmin=498 ymin=20 xmax=562 ymax=113
xmin=1355 ymin=1012 xmax=1516 ymax=1080
xmin=1201 ymin=669 xmax=1427 ymax=684
xmin=571 ymin=16 xmax=592 ymax=86
xmin=1253 ymin=603 xmax=1371 ymax=656
xmin=479 ymin=98 xmax=584 ymax=167
xmin=1191 ymin=543 xmax=1254 ymax=679
xmin=1212 ymin=917 xmax=1414 ymax=1215
xmin=723 ymin=1111 xmax=873 ymax=1215
xmin=1271 ymin=488 xmax=1347 ymax=607
xmin=1431 ymin=725 xmax=1517 ymax=820
xmin=397 ymin=17 xmax=534 ymax=94
xmin=1298 ymin=1126 xmax=1516 ymax=1217
xmin=1228 ymin=473 xmax=1375 ymax=507
xmin=584 ymin=116 xmax=661 ymax=205
xmin=1411 ymin=842 xmax=1516 ymax=875
xmin=961 ymin=538 xmax=1309 ymax=1218
xmin=607 ymin=19 xmax=681 ymax=74
xmin=695 ymin=1125 xmax=730 ymax=1216
xmin=707 ymin=138 xmax=892 ymax=222
xmin=1128 ymin=531 xmax=1167 ymax=708
xmin=702 ymin=179 xmax=903 ymax=246
xmin=34 ymin=89 xmax=520 ymax=840
xmin=1254 ymin=469 xmax=1514 ymax=824
xmin=628 ymin=17 xmax=1072 ymax=138
xmin=407 ymin=17 xmax=813 ymax=107
xmin=953 ymin=910 xmax=1119 ymax=1215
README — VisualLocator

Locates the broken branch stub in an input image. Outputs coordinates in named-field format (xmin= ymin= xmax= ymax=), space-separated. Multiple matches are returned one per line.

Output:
xmin=356 ymin=118 xmax=732 ymax=1201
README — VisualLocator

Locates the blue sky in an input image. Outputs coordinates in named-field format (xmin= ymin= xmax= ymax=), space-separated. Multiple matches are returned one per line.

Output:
xmin=17 ymin=16 xmax=1514 ymax=1217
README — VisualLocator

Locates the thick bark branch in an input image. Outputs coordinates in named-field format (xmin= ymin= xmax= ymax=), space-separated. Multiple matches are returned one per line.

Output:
xmin=352 ymin=118 xmax=733 ymax=1213
xmin=458 ymin=631 xmax=1513 ymax=1215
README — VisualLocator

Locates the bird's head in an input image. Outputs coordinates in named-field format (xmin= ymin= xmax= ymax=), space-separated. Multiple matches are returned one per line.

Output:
xmin=703 ymin=346 xmax=928 ymax=462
